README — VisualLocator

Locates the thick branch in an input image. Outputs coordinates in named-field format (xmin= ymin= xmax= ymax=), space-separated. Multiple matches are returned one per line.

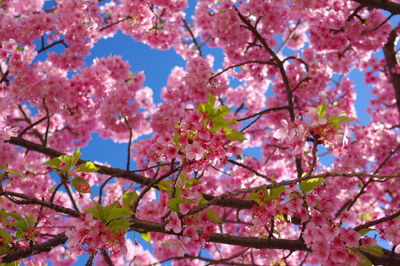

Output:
xmin=6 ymin=137 xmax=256 ymax=209
xmin=383 ymin=26 xmax=400 ymax=118
xmin=352 ymin=0 xmax=400 ymax=14
xmin=7 ymin=137 xmax=153 ymax=185
xmin=130 ymin=218 xmax=308 ymax=251
xmin=1 ymin=234 xmax=68 ymax=263
xmin=354 ymin=209 xmax=400 ymax=231
xmin=130 ymin=218 xmax=400 ymax=265
xmin=6 ymin=137 xmax=400 ymax=212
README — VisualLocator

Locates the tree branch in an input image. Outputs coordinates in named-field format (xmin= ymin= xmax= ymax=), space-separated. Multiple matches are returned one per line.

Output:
xmin=130 ymin=218 xmax=400 ymax=265
xmin=0 ymin=234 xmax=68 ymax=263
xmin=354 ymin=209 xmax=400 ymax=231
xmin=0 ymin=189 xmax=80 ymax=217
xmin=352 ymin=0 xmax=400 ymax=14
xmin=6 ymin=137 xmax=400 ymax=213
xmin=182 ymin=18 xmax=203 ymax=57
xmin=383 ymin=26 xmax=400 ymax=118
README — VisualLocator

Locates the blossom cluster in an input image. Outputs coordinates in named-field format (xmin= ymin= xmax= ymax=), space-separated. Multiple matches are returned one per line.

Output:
xmin=65 ymin=213 xmax=127 ymax=256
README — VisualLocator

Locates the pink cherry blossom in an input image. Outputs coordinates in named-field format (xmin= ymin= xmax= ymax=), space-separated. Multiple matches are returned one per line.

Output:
xmin=165 ymin=212 xmax=182 ymax=234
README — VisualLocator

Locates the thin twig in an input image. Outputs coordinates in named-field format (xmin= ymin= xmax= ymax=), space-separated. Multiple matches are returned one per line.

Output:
xmin=42 ymin=98 xmax=51 ymax=147
xmin=354 ymin=210 xmax=400 ymax=231
xmin=64 ymin=183 xmax=81 ymax=213
xmin=228 ymin=159 xmax=276 ymax=183
xmin=37 ymin=39 xmax=68 ymax=54
xmin=19 ymin=116 xmax=48 ymax=138
xmin=276 ymin=20 xmax=301 ymax=54
xmin=240 ymin=115 xmax=262 ymax=132
xmin=0 ymin=189 xmax=79 ymax=217
xmin=123 ymin=117 xmax=133 ymax=171
xmin=98 ymin=176 xmax=114 ymax=204
xmin=237 ymin=106 xmax=289 ymax=121
xmin=131 ymin=167 xmax=179 ymax=216
xmin=100 ymin=16 xmax=132 ymax=32
xmin=209 ymin=60 xmax=276 ymax=81
xmin=363 ymin=14 xmax=394 ymax=34
xmin=182 ymin=18 xmax=203 ymax=57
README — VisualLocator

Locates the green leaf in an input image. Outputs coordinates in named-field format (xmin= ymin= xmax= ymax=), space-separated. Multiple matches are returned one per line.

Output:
xmin=300 ymin=178 xmax=323 ymax=193
xmin=276 ymin=214 xmax=285 ymax=221
xmin=140 ymin=232 xmax=151 ymax=243
xmin=197 ymin=196 xmax=208 ymax=205
xmin=7 ymin=169 xmax=21 ymax=177
xmin=87 ymin=206 xmax=101 ymax=221
xmin=6 ymin=212 xmax=24 ymax=222
xmin=227 ymin=129 xmax=246 ymax=142
xmin=59 ymin=155 xmax=72 ymax=169
xmin=352 ymin=249 xmax=373 ymax=266
xmin=207 ymin=209 xmax=222 ymax=223
xmin=16 ymin=45 xmax=24 ymax=51
xmin=210 ymin=105 xmax=231 ymax=119
xmin=360 ymin=245 xmax=383 ymax=257
xmin=316 ymin=103 xmax=327 ymax=118
xmin=122 ymin=191 xmax=138 ymax=209
xmin=106 ymin=207 xmax=133 ymax=223
xmin=358 ymin=228 xmax=376 ymax=236
xmin=0 ymin=228 xmax=13 ymax=243
xmin=210 ymin=117 xmax=237 ymax=132
xmin=167 ymin=198 xmax=185 ymax=212
xmin=179 ymin=173 xmax=187 ymax=185
xmin=43 ymin=157 xmax=62 ymax=169
xmin=328 ymin=115 xmax=354 ymax=129
xmin=185 ymin=178 xmax=200 ymax=189
xmin=11 ymin=220 xmax=29 ymax=232
xmin=248 ymin=192 xmax=262 ymax=206
xmin=25 ymin=215 xmax=35 ymax=227
xmin=173 ymin=134 xmax=180 ymax=146
xmin=71 ymin=177 xmax=91 ymax=193
xmin=71 ymin=148 xmax=82 ymax=167
xmin=198 ymin=93 xmax=217 ymax=114
xmin=0 ymin=261 xmax=19 ymax=266
xmin=107 ymin=219 xmax=131 ymax=233
xmin=76 ymin=161 xmax=99 ymax=172
xmin=97 ymin=204 xmax=115 ymax=222
xmin=264 ymin=187 xmax=286 ymax=202
xmin=157 ymin=180 xmax=172 ymax=194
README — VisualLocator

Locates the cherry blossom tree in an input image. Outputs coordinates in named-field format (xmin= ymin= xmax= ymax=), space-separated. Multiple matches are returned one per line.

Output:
xmin=1 ymin=0 xmax=400 ymax=265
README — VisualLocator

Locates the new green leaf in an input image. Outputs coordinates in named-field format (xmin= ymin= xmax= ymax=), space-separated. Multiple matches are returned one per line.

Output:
xmin=141 ymin=232 xmax=151 ymax=243
xmin=300 ymin=178 xmax=323 ymax=193
xmin=168 ymin=198 xmax=185 ymax=212
xmin=360 ymin=245 xmax=383 ymax=257
xmin=208 ymin=209 xmax=222 ymax=223
xmin=122 ymin=191 xmax=138 ymax=209
xmin=72 ymin=177 xmax=91 ymax=193
xmin=44 ymin=157 xmax=62 ymax=169
xmin=107 ymin=219 xmax=131 ymax=233
xmin=76 ymin=161 xmax=99 ymax=172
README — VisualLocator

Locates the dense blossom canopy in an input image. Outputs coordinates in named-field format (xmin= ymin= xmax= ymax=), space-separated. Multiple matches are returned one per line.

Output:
xmin=1 ymin=0 xmax=400 ymax=265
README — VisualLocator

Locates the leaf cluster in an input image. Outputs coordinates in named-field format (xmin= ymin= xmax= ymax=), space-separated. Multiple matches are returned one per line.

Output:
xmin=198 ymin=93 xmax=246 ymax=142
xmin=0 ymin=209 xmax=35 ymax=255
xmin=44 ymin=148 xmax=99 ymax=194
xmin=87 ymin=203 xmax=133 ymax=234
